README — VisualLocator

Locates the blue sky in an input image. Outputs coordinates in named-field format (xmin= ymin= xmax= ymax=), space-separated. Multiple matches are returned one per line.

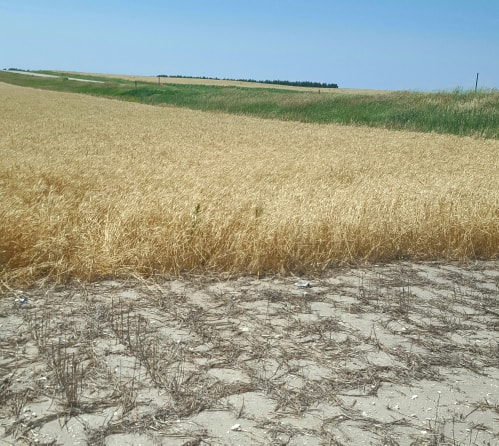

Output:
xmin=1 ymin=0 xmax=498 ymax=91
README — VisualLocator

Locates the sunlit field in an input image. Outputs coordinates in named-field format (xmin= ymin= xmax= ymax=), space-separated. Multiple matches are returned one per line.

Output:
xmin=58 ymin=71 xmax=386 ymax=93
xmin=1 ymin=82 xmax=498 ymax=287
xmin=3 ymin=70 xmax=499 ymax=138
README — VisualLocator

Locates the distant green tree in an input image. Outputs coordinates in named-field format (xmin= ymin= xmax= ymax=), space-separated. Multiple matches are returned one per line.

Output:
xmin=157 ymin=74 xmax=338 ymax=88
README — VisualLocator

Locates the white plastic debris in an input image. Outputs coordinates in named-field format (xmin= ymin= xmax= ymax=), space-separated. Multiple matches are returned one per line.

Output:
xmin=411 ymin=394 xmax=418 ymax=400
xmin=295 ymin=281 xmax=311 ymax=288
xmin=230 ymin=423 xmax=242 ymax=432
xmin=15 ymin=297 xmax=28 ymax=304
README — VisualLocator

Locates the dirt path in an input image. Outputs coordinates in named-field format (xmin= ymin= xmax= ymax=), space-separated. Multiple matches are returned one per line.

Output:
xmin=4 ymin=70 xmax=104 ymax=83
xmin=1 ymin=261 xmax=498 ymax=445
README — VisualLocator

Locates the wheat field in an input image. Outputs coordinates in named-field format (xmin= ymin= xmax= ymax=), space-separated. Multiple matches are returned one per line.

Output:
xmin=1 ymin=82 xmax=498 ymax=286
xmin=68 ymin=71 xmax=389 ymax=94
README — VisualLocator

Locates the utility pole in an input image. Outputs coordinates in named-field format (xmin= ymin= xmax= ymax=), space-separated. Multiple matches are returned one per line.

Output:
xmin=475 ymin=73 xmax=479 ymax=93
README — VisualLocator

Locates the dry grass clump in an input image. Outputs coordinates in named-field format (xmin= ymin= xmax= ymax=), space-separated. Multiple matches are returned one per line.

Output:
xmin=1 ymin=82 xmax=498 ymax=286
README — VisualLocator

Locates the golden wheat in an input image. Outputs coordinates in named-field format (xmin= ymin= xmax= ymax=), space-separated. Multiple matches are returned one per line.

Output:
xmin=1 ymin=82 xmax=497 ymax=286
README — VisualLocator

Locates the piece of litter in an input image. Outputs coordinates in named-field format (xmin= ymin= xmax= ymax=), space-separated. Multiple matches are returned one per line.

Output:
xmin=239 ymin=327 xmax=249 ymax=332
xmin=295 ymin=281 xmax=311 ymax=288
xmin=230 ymin=423 xmax=242 ymax=431
xmin=15 ymin=298 xmax=28 ymax=304
xmin=411 ymin=394 xmax=418 ymax=400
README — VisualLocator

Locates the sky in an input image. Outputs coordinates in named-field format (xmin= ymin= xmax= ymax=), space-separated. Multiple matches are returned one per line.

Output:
xmin=1 ymin=0 xmax=498 ymax=91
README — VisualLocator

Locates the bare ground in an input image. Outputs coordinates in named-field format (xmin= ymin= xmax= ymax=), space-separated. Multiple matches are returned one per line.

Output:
xmin=1 ymin=261 xmax=498 ymax=446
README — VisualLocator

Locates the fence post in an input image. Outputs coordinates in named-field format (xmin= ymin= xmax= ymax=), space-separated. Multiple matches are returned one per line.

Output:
xmin=475 ymin=73 xmax=479 ymax=93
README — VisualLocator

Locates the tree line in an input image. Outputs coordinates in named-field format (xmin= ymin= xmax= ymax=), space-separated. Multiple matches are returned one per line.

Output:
xmin=158 ymin=74 xmax=338 ymax=89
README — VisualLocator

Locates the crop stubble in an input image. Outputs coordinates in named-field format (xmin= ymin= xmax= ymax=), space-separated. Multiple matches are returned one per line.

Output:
xmin=0 ymin=82 xmax=498 ymax=286
xmin=0 ymin=262 xmax=498 ymax=445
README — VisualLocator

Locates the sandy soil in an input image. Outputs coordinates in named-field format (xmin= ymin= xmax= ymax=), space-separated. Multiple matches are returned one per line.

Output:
xmin=1 ymin=261 xmax=498 ymax=445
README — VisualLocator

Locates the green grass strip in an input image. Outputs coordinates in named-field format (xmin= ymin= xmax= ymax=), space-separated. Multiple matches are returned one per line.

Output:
xmin=1 ymin=70 xmax=498 ymax=138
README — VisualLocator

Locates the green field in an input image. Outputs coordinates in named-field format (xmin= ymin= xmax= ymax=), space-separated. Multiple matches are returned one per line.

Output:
xmin=1 ymin=70 xmax=498 ymax=138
